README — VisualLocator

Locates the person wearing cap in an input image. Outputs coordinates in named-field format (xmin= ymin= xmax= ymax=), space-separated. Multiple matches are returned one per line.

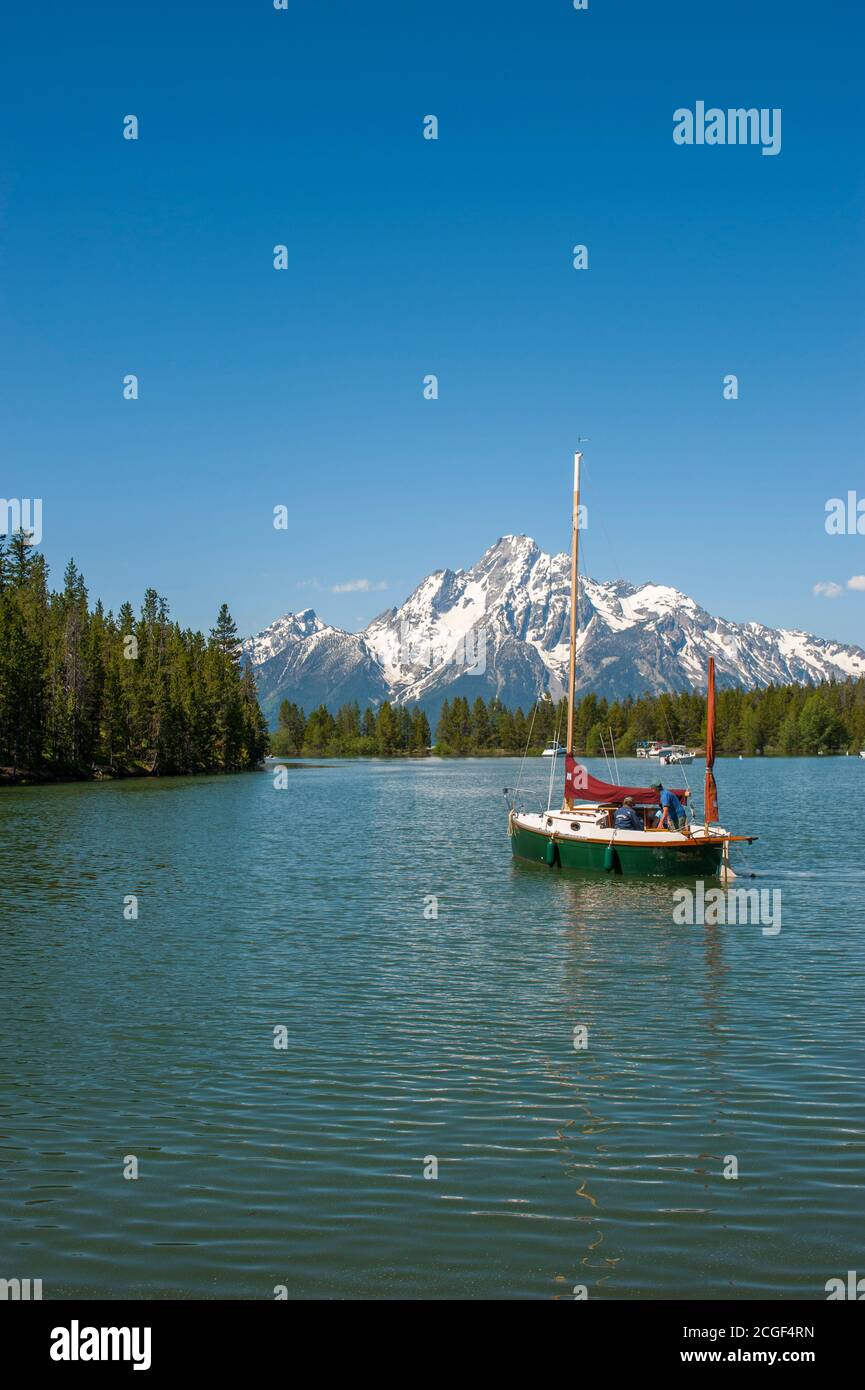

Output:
xmin=613 ymin=796 xmax=643 ymax=831
xmin=653 ymin=782 xmax=685 ymax=830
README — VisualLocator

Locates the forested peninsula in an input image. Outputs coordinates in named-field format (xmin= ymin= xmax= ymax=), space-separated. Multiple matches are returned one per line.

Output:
xmin=0 ymin=531 xmax=268 ymax=783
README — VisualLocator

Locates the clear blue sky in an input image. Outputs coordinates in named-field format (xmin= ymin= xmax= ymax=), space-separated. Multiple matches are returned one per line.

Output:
xmin=2 ymin=1 xmax=863 ymax=645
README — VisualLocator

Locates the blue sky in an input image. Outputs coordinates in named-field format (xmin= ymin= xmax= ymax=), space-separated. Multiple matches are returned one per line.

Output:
xmin=2 ymin=1 xmax=864 ymax=645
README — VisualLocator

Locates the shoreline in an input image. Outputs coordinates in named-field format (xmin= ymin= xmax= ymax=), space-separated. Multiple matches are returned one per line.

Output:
xmin=1 ymin=764 xmax=266 ymax=788
xmin=269 ymin=749 xmax=854 ymax=762
xmin=4 ymin=750 xmax=859 ymax=788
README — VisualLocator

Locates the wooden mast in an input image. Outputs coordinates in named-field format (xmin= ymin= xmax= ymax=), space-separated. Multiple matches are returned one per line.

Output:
xmin=564 ymin=451 xmax=582 ymax=805
xmin=704 ymin=655 xmax=719 ymax=824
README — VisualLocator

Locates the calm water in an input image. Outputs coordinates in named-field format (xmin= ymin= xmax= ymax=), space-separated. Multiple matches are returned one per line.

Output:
xmin=1 ymin=756 xmax=863 ymax=1300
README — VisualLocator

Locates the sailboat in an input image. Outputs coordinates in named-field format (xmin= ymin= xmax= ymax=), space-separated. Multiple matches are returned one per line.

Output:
xmin=508 ymin=451 xmax=756 ymax=877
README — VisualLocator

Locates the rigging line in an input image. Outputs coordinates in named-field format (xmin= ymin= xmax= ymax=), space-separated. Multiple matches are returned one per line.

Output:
xmin=658 ymin=696 xmax=693 ymax=800
xmin=546 ymin=701 xmax=565 ymax=812
xmin=599 ymin=728 xmax=614 ymax=783
xmin=609 ymin=724 xmax=621 ymax=786
xmin=515 ymin=695 xmax=540 ymax=804
xmin=595 ymin=505 xmax=627 ymax=596
xmin=580 ymin=452 xmax=628 ymax=596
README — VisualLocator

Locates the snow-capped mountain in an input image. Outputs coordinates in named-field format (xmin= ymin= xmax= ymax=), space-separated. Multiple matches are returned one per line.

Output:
xmin=244 ymin=536 xmax=865 ymax=725
xmin=244 ymin=607 xmax=392 ymax=716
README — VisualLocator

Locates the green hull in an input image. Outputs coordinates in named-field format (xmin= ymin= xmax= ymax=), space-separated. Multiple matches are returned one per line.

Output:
xmin=510 ymin=823 xmax=723 ymax=878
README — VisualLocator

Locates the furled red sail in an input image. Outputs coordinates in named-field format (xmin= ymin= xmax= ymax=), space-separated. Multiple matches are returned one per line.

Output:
xmin=565 ymin=755 xmax=687 ymax=806
xmin=704 ymin=656 xmax=719 ymax=823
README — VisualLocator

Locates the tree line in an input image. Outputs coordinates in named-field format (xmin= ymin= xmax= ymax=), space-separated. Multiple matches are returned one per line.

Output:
xmin=436 ymin=683 xmax=865 ymax=756
xmin=0 ymin=530 xmax=269 ymax=780
xmin=272 ymin=699 xmax=431 ymax=756
xmin=274 ymin=680 xmax=865 ymax=759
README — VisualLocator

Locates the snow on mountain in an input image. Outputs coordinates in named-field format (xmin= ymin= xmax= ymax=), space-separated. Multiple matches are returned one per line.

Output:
xmin=242 ymin=608 xmax=325 ymax=665
xmin=242 ymin=608 xmax=391 ymax=721
xmin=243 ymin=537 xmax=865 ymax=725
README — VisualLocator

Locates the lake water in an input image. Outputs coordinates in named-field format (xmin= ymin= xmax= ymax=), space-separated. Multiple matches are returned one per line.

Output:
xmin=1 ymin=756 xmax=863 ymax=1300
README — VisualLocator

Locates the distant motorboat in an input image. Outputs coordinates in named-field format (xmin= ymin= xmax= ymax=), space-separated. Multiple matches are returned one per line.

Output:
xmin=658 ymin=745 xmax=694 ymax=765
xmin=541 ymin=739 xmax=565 ymax=758
xmin=635 ymin=740 xmax=663 ymax=759
xmin=860 ymin=750 xmax=865 ymax=759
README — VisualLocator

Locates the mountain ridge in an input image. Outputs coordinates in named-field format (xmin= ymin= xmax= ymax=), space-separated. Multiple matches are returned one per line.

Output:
xmin=243 ymin=536 xmax=865 ymax=726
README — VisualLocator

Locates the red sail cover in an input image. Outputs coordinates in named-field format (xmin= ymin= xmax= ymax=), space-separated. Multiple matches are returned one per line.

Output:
xmin=565 ymin=755 xmax=687 ymax=806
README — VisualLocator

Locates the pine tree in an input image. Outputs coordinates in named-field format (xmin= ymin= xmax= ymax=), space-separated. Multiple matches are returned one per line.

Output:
xmin=303 ymin=705 xmax=336 ymax=753
xmin=472 ymin=696 xmax=492 ymax=749
xmin=435 ymin=699 xmax=451 ymax=751
xmin=410 ymin=706 xmax=430 ymax=751
xmin=376 ymin=701 xmax=398 ymax=754
xmin=275 ymin=700 xmax=306 ymax=755
xmin=208 ymin=603 xmax=244 ymax=770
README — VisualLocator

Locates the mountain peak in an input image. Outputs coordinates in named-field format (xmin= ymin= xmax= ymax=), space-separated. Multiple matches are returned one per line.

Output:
xmin=242 ymin=607 xmax=328 ymax=665
xmin=244 ymin=539 xmax=865 ymax=724
xmin=481 ymin=534 xmax=540 ymax=561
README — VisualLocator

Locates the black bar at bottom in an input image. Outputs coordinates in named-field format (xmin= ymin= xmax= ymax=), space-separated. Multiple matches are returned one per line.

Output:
xmin=1 ymin=1297 xmax=860 ymax=1376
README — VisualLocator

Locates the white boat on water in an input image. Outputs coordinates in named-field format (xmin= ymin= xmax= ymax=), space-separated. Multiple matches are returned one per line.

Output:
xmin=541 ymin=739 xmax=565 ymax=758
xmin=658 ymin=745 xmax=694 ymax=765
xmin=636 ymin=740 xmax=664 ymax=758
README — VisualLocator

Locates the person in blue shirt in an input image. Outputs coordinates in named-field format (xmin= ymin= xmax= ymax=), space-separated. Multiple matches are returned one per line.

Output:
xmin=654 ymin=783 xmax=685 ymax=830
xmin=614 ymin=796 xmax=643 ymax=831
